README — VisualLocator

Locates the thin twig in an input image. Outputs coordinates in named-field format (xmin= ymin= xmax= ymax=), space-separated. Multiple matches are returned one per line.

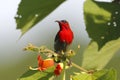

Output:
xmin=72 ymin=62 xmax=88 ymax=73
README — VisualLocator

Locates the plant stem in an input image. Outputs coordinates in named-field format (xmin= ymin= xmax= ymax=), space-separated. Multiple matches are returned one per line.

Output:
xmin=72 ymin=62 xmax=88 ymax=73
xmin=62 ymin=69 xmax=65 ymax=80
xmin=62 ymin=62 xmax=66 ymax=80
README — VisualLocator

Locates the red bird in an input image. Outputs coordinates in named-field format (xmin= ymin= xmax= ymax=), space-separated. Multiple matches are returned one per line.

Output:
xmin=54 ymin=20 xmax=74 ymax=53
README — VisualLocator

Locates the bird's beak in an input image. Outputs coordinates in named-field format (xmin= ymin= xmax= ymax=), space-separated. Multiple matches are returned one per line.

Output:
xmin=55 ymin=20 xmax=60 ymax=23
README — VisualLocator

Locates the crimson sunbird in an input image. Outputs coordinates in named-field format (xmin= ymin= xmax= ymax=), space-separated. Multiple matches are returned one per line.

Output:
xmin=54 ymin=20 xmax=74 ymax=53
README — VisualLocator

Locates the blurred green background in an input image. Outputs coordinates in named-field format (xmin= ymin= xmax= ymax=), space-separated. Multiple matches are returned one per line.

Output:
xmin=0 ymin=0 xmax=119 ymax=80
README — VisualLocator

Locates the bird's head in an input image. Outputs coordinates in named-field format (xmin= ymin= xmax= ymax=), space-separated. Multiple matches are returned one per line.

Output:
xmin=55 ymin=20 xmax=70 ymax=30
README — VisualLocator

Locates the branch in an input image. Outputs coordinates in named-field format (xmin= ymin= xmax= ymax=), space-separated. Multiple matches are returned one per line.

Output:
xmin=72 ymin=62 xmax=88 ymax=73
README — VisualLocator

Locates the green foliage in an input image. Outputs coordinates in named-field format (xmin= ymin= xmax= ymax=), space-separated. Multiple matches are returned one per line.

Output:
xmin=72 ymin=73 xmax=93 ymax=80
xmin=18 ymin=67 xmax=55 ymax=80
xmin=84 ymin=0 xmax=120 ymax=50
xmin=72 ymin=68 xmax=116 ymax=80
xmin=82 ymin=38 xmax=120 ymax=70
xmin=15 ymin=0 xmax=65 ymax=35
xmin=94 ymin=68 xmax=117 ymax=80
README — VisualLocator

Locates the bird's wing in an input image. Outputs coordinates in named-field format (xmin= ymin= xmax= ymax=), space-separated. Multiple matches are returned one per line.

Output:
xmin=54 ymin=32 xmax=59 ymax=42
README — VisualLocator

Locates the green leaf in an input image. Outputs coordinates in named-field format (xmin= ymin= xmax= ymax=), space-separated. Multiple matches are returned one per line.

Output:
xmin=72 ymin=73 xmax=93 ymax=80
xmin=84 ymin=0 xmax=120 ymax=50
xmin=82 ymin=38 xmax=120 ymax=70
xmin=18 ymin=67 xmax=55 ymax=80
xmin=71 ymin=68 xmax=116 ymax=80
xmin=94 ymin=68 xmax=117 ymax=80
xmin=15 ymin=0 xmax=65 ymax=35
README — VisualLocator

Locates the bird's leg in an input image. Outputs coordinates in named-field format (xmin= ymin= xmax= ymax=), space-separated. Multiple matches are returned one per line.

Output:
xmin=60 ymin=50 xmax=67 ymax=62
xmin=66 ymin=58 xmax=72 ymax=66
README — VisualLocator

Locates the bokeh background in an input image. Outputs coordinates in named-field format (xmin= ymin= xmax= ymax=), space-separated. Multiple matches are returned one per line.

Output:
xmin=0 ymin=0 xmax=118 ymax=80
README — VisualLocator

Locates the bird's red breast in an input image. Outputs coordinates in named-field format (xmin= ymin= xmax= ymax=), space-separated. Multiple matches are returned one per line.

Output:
xmin=58 ymin=29 xmax=73 ymax=44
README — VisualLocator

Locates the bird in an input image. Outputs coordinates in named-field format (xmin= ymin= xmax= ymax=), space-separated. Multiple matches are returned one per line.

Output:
xmin=54 ymin=20 xmax=74 ymax=53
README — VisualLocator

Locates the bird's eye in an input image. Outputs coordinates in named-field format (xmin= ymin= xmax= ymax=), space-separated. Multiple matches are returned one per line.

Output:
xmin=61 ymin=20 xmax=67 ymax=23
